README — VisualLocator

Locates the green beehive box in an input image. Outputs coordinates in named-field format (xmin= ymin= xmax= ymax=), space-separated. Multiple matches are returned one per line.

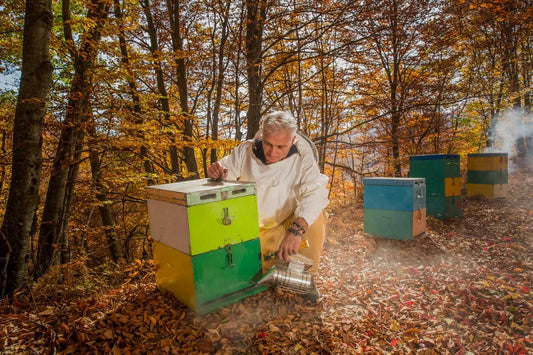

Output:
xmin=409 ymin=154 xmax=460 ymax=178
xmin=152 ymin=240 xmax=265 ymax=314
xmin=409 ymin=154 xmax=462 ymax=219
xmin=427 ymin=195 xmax=462 ymax=218
xmin=467 ymin=169 xmax=508 ymax=185
xmin=467 ymin=153 xmax=508 ymax=199
xmin=147 ymin=179 xmax=266 ymax=313
xmin=363 ymin=208 xmax=426 ymax=240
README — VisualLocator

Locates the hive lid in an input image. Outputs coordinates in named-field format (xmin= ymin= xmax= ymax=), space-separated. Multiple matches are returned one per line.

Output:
xmin=363 ymin=177 xmax=425 ymax=186
xmin=146 ymin=179 xmax=256 ymax=206
xmin=409 ymin=154 xmax=460 ymax=160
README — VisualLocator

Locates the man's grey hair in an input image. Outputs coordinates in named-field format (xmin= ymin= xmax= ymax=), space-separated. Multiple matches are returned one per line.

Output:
xmin=254 ymin=111 xmax=297 ymax=139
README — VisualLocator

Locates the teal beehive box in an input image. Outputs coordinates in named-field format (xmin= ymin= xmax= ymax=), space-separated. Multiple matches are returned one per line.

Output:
xmin=409 ymin=154 xmax=462 ymax=219
xmin=147 ymin=179 xmax=266 ymax=314
xmin=363 ymin=177 xmax=426 ymax=240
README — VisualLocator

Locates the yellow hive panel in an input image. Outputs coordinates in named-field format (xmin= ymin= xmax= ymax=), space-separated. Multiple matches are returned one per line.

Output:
xmin=444 ymin=177 xmax=462 ymax=197
xmin=467 ymin=183 xmax=508 ymax=199
xmin=153 ymin=241 xmax=197 ymax=310
xmin=468 ymin=156 xmax=507 ymax=171
xmin=492 ymin=183 xmax=508 ymax=198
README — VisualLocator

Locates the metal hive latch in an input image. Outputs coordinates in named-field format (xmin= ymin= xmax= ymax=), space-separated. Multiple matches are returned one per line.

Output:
xmin=222 ymin=207 xmax=232 ymax=225
xmin=225 ymin=244 xmax=234 ymax=268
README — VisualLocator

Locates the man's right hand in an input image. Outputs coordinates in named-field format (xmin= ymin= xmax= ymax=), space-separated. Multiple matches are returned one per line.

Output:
xmin=207 ymin=162 xmax=228 ymax=181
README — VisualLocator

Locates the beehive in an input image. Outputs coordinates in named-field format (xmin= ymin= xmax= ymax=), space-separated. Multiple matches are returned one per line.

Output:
xmin=363 ymin=178 xmax=426 ymax=240
xmin=147 ymin=179 xmax=266 ymax=314
xmin=467 ymin=153 xmax=508 ymax=199
xmin=409 ymin=154 xmax=462 ymax=219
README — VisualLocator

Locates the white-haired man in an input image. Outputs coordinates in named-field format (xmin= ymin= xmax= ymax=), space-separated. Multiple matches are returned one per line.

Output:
xmin=207 ymin=111 xmax=329 ymax=301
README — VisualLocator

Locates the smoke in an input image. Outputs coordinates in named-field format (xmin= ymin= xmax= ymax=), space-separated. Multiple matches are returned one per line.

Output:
xmin=486 ymin=109 xmax=533 ymax=171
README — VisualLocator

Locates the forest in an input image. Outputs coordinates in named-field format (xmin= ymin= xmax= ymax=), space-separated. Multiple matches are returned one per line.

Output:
xmin=0 ymin=0 xmax=532 ymax=352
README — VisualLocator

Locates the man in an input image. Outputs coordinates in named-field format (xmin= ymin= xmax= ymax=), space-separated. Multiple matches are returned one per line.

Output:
xmin=207 ymin=111 xmax=329 ymax=300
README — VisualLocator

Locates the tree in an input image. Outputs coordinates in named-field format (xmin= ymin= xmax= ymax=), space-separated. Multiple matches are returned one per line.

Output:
xmin=87 ymin=109 xmax=124 ymax=262
xmin=113 ymin=0 xmax=155 ymax=186
xmin=205 ymin=0 xmax=232 ymax=166
xmin=245 ymin=0 xmax=268 ymax=139
xmin=354 ymin=0 xmax=452 ymax=176
xmin=450 ymin=0 xmax=533 ymax=159
xmin=140 ymin=0 xmax=180 ymax=175
xmin=35 ymin=0 xmax=112 ymax=278
xmin=0 ymin=0 xmax=53 ymax=298
xmin=166 ymin=0 xmax=199 ymax=179
xmin=5 ymin=0 xmax=532 ymax=281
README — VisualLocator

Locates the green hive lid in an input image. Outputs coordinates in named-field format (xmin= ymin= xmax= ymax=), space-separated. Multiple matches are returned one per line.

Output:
xmin=468 ymin=152 xmax=508 ymax=157
xmin=146 ymin=178 xmax=256 ymax=206
xmin=363 ymin=177 xmax=425 ymax=186
xmin=409 ymin=154 xmax=460 ymax=160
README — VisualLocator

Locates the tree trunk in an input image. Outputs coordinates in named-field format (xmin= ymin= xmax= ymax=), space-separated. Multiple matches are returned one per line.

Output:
xmin=233 ymin=4 xmax=246 ymax=141
xmin=522 ymin=42 xmax=533 ymax=164
xmin=390 ymin=0 xmax=402 ymax=177
xmin=0 ymin=0 xmax=53 ymax=298
xmin=245 ymin=0 xmax=268 ymax=139
xmin=166 ymin=0 xmax=198 ymax=179
xmin=502 ymin=23 xmax=527 ymax=161
xmin=141 ymin=0 xmax=180 ymax=175
xmin=59 ymin=126 xmax=85 ymax=265
xmin=210 ymin=1 xmax=231 ymax=164
xmin=523 ymin=42 xmax=531 ymax=115
xmin=87 ymin=118 xmax=123 ymax=262
xmin=35 ymin=0 xmax=111 ymax=278
xmin=114 ymin=0 xmax=155 ymax=186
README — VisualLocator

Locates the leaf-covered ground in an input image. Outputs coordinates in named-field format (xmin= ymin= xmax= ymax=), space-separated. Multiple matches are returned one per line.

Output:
xmin=1 ymin=172 xmax=532 ymax=354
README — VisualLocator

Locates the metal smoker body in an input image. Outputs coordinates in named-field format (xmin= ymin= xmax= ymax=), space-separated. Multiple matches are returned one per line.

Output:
xmin=257 ymin=254 xmax=315 ymax=294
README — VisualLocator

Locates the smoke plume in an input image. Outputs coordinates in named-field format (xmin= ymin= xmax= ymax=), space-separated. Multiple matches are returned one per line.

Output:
xmin=487 ymin=109 xmax=533 ymax=171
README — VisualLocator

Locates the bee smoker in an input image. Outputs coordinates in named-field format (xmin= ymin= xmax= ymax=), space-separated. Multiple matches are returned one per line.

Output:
xmin=256 ymin=254 xmax=315 ymax=294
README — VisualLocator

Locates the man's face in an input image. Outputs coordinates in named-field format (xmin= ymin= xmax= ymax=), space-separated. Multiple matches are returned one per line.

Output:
xmin=262 ymin=129 xmax=296 ymax=164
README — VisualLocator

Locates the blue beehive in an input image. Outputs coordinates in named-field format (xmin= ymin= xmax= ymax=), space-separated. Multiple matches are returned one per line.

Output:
xmin=363 ymin=177 xmax=426 ymax=240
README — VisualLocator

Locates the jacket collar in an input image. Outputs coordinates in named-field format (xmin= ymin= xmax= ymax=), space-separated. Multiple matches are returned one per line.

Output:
xmin=253 ymin=139 xmax=298 ymax=165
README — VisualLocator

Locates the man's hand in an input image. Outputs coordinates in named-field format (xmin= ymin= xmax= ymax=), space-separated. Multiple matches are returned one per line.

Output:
xmin=207 ymin=162 xmax=228 ymax=180
xmin=277 ymin=217 xmax=308 ymax=261
xmin=277 ymin=232 xmax=302 ymax=262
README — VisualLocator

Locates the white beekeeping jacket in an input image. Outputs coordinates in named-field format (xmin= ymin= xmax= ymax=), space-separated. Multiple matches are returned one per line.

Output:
xmin=219 ymin=135 xmax=329 ymax=229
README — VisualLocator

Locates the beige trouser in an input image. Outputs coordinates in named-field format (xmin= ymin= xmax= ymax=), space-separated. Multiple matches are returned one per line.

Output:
xmin=260 ymin=213 xmax=327 ymax=275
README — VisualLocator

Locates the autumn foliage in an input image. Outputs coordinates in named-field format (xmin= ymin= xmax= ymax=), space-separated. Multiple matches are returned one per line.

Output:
xmin=0 ymin=0 xmax=532 ymax=352
xmin=1 ymin=170 xmax=532 ymax=354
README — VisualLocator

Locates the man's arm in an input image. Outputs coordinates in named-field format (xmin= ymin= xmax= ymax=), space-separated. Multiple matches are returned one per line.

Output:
xmin=206 ymin=141 xmax=251 ymax=180
xmin=277 ymin=217 xmax=308 ymax=261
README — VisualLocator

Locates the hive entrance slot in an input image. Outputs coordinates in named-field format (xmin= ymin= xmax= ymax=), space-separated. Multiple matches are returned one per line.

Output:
xmin=200 ymin=193 xmax=217 ymax=200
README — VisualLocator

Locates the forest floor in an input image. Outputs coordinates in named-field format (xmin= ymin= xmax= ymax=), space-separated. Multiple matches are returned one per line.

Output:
xmin=1 ymin=171 xmax=532 ymax=354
